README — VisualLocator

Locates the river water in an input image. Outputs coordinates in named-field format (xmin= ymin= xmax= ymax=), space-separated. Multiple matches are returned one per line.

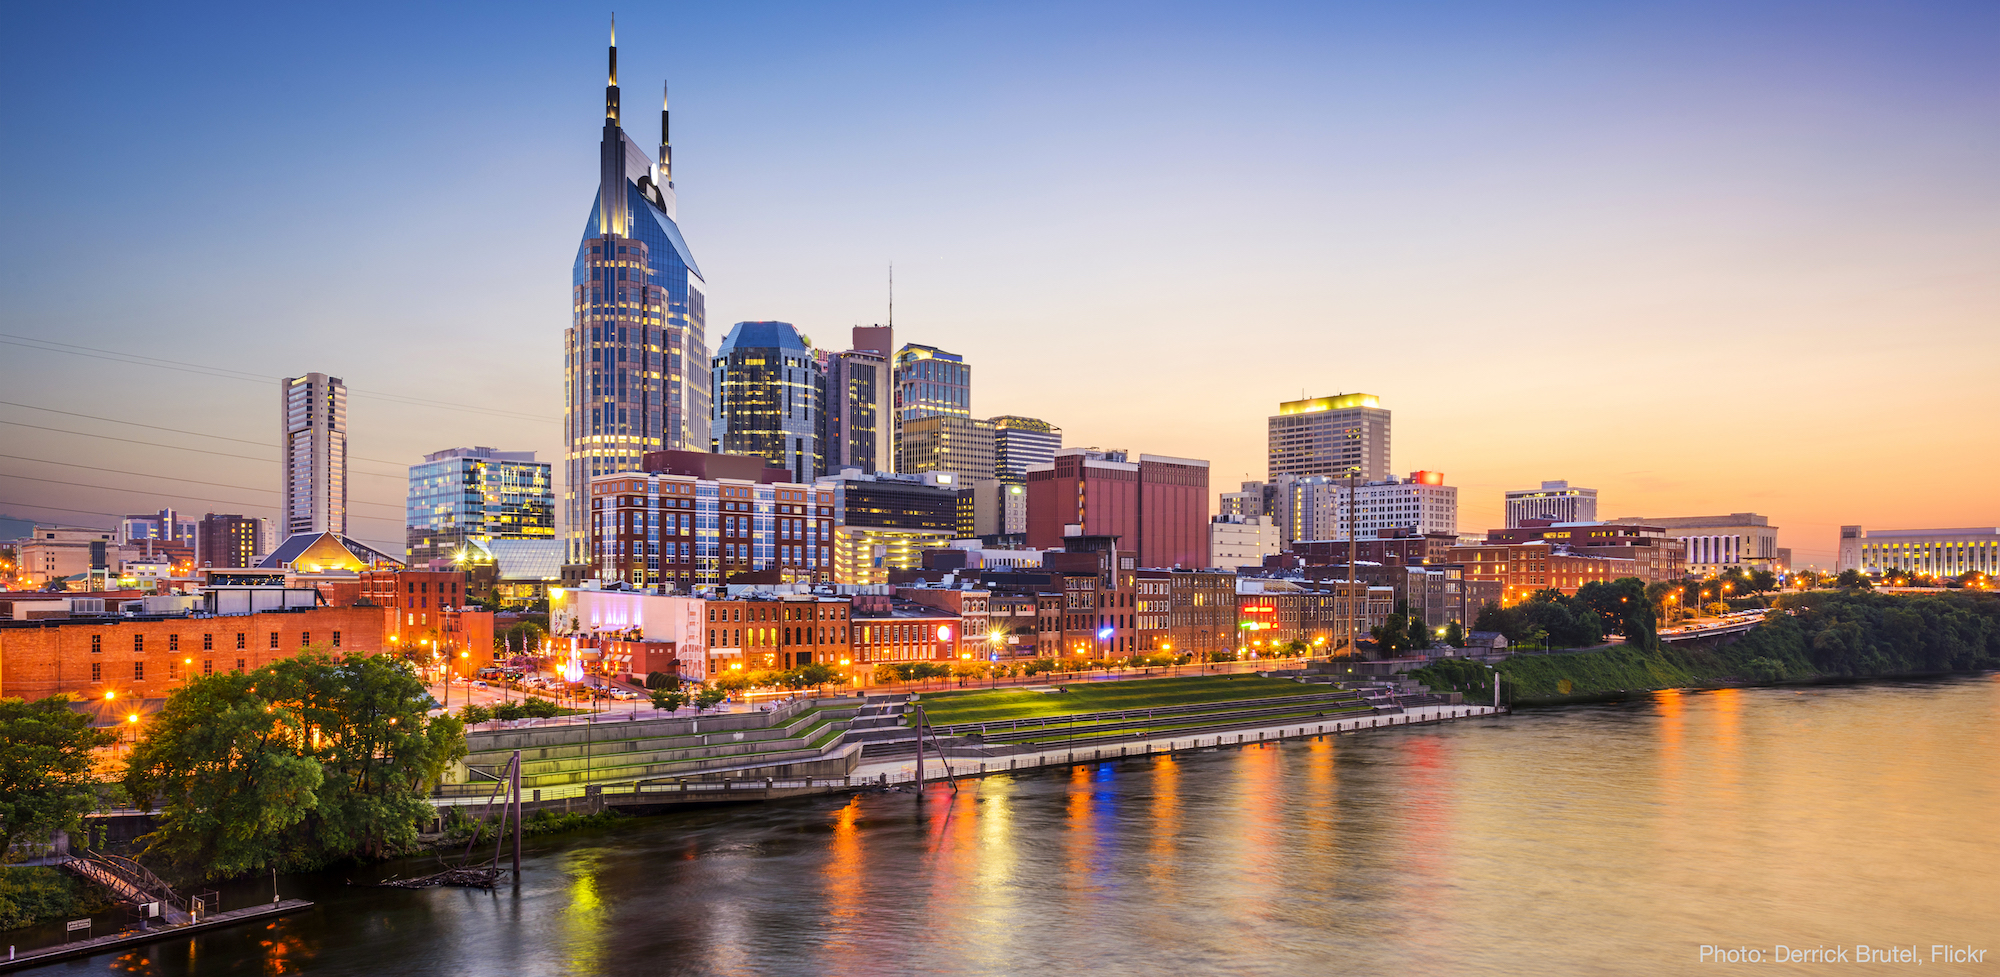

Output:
xmin=23 ymin=676 xmax=2000 ymax=976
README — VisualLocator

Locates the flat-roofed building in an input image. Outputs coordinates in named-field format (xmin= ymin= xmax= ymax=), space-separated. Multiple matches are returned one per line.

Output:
xmin=1839 ymin=525 xmax=2000 ymax=578
xmin=1610 ymin=513 xmax=1779 ymax=575
xmin=1505 ymin=481 xmax=1598 ymax=528
xmin=1267 ymin=393 xmax=1390 ymax=482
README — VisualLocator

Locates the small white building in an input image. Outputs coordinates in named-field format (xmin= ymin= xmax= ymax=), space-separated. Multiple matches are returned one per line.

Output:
xmin=1210 ymin=514 xmax=1281 ymax=571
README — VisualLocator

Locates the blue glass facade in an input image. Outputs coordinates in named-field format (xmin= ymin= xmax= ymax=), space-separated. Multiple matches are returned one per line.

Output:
xmin=564 ymin=40 xmax=710 ymax=565
xmin=710 ymin=321 xmax=826 ymax=484
xmin=407 ymin=448 xmax=554 ymax=565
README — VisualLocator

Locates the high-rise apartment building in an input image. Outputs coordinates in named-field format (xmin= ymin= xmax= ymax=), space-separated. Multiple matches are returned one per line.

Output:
xmin=565 ymin=25 xmax=710 ymax=564
xmin=897 ymin=415 xmax=995 ymax=481
xmin=1024 ymin=449 xmax=1210 ymax=569
xmin=120 ymin=509 xmax=196 ymax=548
xmin=1267 ymin=393 xmax=1390 ymax=482
xmin=282 ymin=373 xmax=347 ymax=537
xmin=406 ymin=448 xmax=555 ymax=566
xmin=826 ymin=326 xmax=894 ymax=475
xmin=1505 ymin=480 xmax=1599 ymax=527
xmin=196 ymin=513 xmax=264 ymax=569
xmin=710 ymin=321 xmax=825 ymax=484
xmin=893 ymin=344 xmax=970 ymax=471
xmin=991 ymin=415 xmax=1061 ymax=482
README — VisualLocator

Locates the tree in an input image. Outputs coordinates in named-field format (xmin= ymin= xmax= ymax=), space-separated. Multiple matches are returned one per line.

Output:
xmin=124 ymin=653 xmax=465 ymax=879
xmin=1443 ymin=621 xmax=1465 ymax=648
xmin=794 ymin=662 xmax=840 ymax=691
xmin=693 ymin=686 xmax=728 ymax=712
xmin=650 ymin=687 xmax=688 ymax=712
xmin=1371 ymin=601 xmax=1415 ymax=656
xmin=1836 ymin=569 xmax=1873 ymax=590
xmin=1575 ymin=578 xmax=1658 ymax=651
xmin=0 ymin=696 xmax=115 ymax=854
xmin=1404 ymin=613 xmax=1432 ymax=652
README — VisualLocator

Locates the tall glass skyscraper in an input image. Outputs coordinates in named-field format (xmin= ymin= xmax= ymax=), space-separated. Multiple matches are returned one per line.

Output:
xmin=406 ymin=447 xmax=554 ymax=566
xmin=565 ymin=21 xmax=710 ymax=564
xmin=710 ymin=321 xmax=825 ymax=485
xmin=892 ymin=343 xmax=970 ymax=472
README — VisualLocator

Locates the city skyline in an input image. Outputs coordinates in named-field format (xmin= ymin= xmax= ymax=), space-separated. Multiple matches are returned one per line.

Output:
xmin=4 ymin=3 xmax=1997 ymax=566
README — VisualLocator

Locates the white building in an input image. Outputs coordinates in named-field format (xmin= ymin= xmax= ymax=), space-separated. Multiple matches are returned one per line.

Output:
xmin=281 ymin=373 xmax=348 ymax=537
xmin=1505 ymin=480 xmax=1598 ymax=528
xmin=1613 ymin=513 xmax=1779 ymax=575
xmin=1271 ymin=471 xmax=1458 ymax=544
xmin=1209 ymin=514 xmax=1280 ymax=571
xmin=1839 ymin=526 xmax=2000 ymax=578
xmin=550 ymin=587 xmax=710 ymax=680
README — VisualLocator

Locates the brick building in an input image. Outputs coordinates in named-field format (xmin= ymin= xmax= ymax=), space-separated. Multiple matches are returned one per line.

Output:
xmin=1483 ymin=520 xmax=1685 ymax=584
xmin=1025 ymin=449 xmax=1210 ymax=569
xmin=1445 ymin=541 xmax=1639 ymax=605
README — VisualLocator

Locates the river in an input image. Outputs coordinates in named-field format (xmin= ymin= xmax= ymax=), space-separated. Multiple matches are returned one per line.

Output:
xmin=21 ymin=675 xmax=2000 ymax=975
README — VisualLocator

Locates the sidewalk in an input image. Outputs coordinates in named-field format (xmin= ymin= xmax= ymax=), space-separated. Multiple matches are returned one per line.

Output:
xmin=851 ymin=702 xmax=1502 ymax=783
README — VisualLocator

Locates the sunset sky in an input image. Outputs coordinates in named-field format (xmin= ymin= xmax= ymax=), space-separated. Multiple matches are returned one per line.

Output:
xmin=3 ymin=1 xmax=1995 ymax=566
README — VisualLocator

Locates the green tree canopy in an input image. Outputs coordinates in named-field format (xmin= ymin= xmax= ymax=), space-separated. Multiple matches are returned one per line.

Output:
xmin=124 ymin=653 xmax=465 ymax=880
xmin=0 ymin=696 xmax=114 ymax=854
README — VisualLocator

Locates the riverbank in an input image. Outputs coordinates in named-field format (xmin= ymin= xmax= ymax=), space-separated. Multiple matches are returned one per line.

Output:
xmin=1418 ymin=589 xmax=2000 ymax=706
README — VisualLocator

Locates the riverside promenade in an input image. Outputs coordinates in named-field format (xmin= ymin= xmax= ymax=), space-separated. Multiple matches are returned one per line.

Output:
xmin=852 ymin=702 xmax=1502 ymax=784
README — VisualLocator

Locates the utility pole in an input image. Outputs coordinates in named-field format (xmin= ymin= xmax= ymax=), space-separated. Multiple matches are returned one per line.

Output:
xmin=511 ymin=750 xmax=523 ymax=884
xmin=1346 ymin=459 xmax=1360 ymax=659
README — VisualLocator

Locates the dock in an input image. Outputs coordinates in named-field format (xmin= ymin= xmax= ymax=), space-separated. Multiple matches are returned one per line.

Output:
xmin=0 ymin=899 xmax=314 ymax=973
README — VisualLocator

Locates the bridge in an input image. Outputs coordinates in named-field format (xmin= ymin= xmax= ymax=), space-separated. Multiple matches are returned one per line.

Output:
xmin=1659 ymin=617 xmax=1764 ymax=644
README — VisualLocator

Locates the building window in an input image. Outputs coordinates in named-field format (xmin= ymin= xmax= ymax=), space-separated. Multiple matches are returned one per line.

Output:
xmin=302 ymin=632 xmax=311 ymax=647
xmin=237 ymin=633 xmax=246 ymax=650
xmin=168 ymin=660 xmax=180 ymax=680
xmin=91 ymin=662 xmax=102 ymax=683
xmin=203 ymin=633 xmax=213 ymax=651
xmin=169 ymin=634 xmax=179 ymax=652
xmin=204 ymin=660 xmax=213 ymax=676
xmin=332 ymin=631 xmax=341 ymax=648
xmin=135 ymin=635 xmax=144 ymax=653
xmin=269 ymin=632 xmax=280 ymax=649
xmin=91 ymin=634 xmax=101 ymax=654
xmin=236 ymin=658 xmax=245 ymax=672
xmin=134 ymin=662 xmax=144 ymax=682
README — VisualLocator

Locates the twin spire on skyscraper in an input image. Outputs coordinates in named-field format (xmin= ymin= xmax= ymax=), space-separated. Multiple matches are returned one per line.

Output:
xmin=603 ymin=15 xmax=676 ymax=215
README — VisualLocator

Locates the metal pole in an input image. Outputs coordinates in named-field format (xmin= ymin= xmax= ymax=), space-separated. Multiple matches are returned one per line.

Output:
xmin=914 ymin=704 xmax=925 ymax=790
xmin=511 ymin=751 xmax=522 ymax=883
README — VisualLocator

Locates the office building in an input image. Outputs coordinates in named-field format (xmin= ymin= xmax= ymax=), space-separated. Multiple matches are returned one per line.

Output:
xmin=1445 ymin=541 xmax=1639 ymax=604
xmin=1505 ymin=481 xmax=1599 ymax=528
xmin=566 ymin=25 xmax=711 ymax=564
xmin=1267 ymin=393 xmax=1391 ymax=482
xmin=590 ymin=450 xmax=832 ymax=591
xmin=120 ymin=509 xmax=196 ymax=549
xmin=968 ymin=479 xmax=1028 ymax=536
xmin=406 ymin=447 xmax=555 ymax=566
xmin=991 ymin=416 xmax=1062 ymax=482
xmin=1262 ymin=471 xmax=1458 ymax=546
xmin=1025 ymin=448 xmax=1210 ymax=569
xmin=196 ymin=513 xmax=264 ymax=569
xmin=710 ymin=321 xmax=825 ymax=485
xmin=1210 ymin=515 xmax=1280 ymax=571
xmin=1485 ymin=520 xmax=1685 ymax=584
xmin=827 ymin=325 xmax=894 ymax=475
xmin=817 ymin=469 xmax=962 ymax=584
xmin=1839 ymin=526 xmax=2000 ymax=578
xmin=893 ymin=343 xmax=971 ymax=471
xmin=16 ymin=527 xmax=116 ymax=588
xmin=281 ymin=373 xmax=348 ymax=537
xmin=897 ymin=415 xmax=995 ymax=482
xmin=1611 ymin=513 xmax=1780 ymax=575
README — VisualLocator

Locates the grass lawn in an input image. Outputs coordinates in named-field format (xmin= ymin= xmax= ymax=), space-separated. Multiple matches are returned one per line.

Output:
xmin=914 ymin=675 xmax=1323 ymax=726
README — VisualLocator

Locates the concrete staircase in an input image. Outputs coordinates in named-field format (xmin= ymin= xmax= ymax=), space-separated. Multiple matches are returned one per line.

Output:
xmin=438 ymin=697 xmax=874 ymax=797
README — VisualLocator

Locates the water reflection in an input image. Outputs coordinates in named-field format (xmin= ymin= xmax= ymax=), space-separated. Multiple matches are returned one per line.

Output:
xmin=24 ymin=678 xmax=2000 ymax=976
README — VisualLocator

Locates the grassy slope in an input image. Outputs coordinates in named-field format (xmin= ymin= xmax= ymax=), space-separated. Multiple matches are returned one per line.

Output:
xmin=915 ymin=676 xmax=1322 ymax=725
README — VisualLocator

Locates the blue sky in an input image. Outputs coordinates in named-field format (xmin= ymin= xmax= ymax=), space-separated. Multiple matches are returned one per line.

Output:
xmin=3 ymin=1 xmax=1995 ymax=562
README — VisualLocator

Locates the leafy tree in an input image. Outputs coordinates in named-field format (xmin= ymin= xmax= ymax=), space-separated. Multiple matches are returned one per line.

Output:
xmin=1836 ymin=569 xmax=1873 ymax=590
xmin=649 ymin=687 xmax=688 ymax=712
xmin=871 ymin=664 xmax=902 ymax=686
xmin=1443 ymin=621 xmax=1465 ymax=648
xmin=794 ymin=662 xmax=840 ymax=690
xmin=693 ymin=686 xmax=728 ymax=712
xmin=644 ymin=671 xmax=677 ymax=690
xmin=0 ymin=696 xmax=115 ymax=854
xmin=712 ymin=672 xmax=751 ymax=693
xmin=1371 ymin=601 xmax=1416 ymax=656
xmin=1576 ymin=578 xmax=1658 ymax=651
xmin=124 ymin=653 xmax=465 ymax=879
xmin=457 ymin=704 xmax=493 ymax=725
xmin=1405 ymin=613 xmax=1433 ymax=652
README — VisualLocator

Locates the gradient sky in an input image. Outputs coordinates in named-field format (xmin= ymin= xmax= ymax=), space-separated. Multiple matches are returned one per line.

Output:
xmin=2 ymin=1 xmax=1995 ymax=565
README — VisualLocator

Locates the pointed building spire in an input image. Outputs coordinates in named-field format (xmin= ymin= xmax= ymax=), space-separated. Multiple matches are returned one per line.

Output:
xmin=659 ymin=82 xmax=673 ymax=187
xmin=605 ymin=14 xmax=621 ymax=124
